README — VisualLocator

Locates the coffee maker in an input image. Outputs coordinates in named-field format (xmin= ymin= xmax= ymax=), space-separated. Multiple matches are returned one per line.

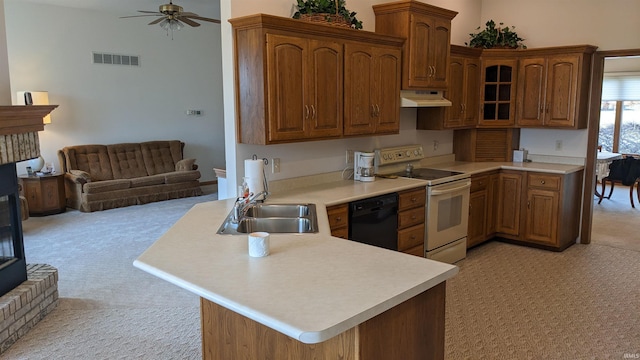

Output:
xmin=354 ymin=151 xmax=375 ymax=182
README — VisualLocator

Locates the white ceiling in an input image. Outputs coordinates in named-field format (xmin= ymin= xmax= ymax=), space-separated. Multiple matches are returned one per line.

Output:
xmin=14 ymin=0 xmax=219 ymax=17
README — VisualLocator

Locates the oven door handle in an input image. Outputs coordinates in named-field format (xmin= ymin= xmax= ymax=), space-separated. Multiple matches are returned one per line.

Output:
xmin=430 ymin=182 xmax=471 ymax=196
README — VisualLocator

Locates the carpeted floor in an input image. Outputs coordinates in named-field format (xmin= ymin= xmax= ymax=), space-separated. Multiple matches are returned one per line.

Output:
xmin=2 ymin=191 xmax=639 ymax=359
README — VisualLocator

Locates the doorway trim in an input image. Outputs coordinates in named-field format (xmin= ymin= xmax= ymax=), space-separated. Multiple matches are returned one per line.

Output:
xmin=582 ymin=49 xmax=640 ymax=244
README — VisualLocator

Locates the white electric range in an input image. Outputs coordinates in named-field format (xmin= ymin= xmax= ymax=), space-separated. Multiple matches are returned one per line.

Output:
xmin=374 ymin=145 xmax=470 ymax=264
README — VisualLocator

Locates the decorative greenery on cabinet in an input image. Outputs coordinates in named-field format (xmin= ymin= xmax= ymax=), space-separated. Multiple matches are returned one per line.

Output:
xmin=293 ymin=0 xmax=363 ymax=29
xmin=467 ymin=20 xmax=526 ymax=49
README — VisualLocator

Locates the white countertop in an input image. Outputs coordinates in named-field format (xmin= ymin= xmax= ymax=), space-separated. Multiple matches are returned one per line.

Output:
xmin=425 ymin=160 xmax=584 ymax=175
xmin=134 ymin=161 xmax=583 ymax=344
xmin=134 ymin=177 xmax=458 ymax=344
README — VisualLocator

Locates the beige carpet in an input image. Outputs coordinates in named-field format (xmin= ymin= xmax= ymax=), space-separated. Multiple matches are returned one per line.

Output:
xmin=2 ymin=192 xmax=639 ymax=359
xmin=592 ymin=183 xmax=640 ymax=252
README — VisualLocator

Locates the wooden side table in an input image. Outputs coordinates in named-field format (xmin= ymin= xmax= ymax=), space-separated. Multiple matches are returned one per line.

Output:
xmin=18 ymin=173 xmax=66 ymax=216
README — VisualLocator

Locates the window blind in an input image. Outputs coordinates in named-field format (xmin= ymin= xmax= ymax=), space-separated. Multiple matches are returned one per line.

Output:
xmin=602 ymin=74 xmax=640 ymax=101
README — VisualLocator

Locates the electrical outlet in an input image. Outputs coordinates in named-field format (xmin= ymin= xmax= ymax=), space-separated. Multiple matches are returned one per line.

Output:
xmin=346 ymin=150 xmax=354 ymax=164
xmin=555 ymin=140 xmax=563 ymax=151
xmin=272 ymin=158 xmax=280 ymax=173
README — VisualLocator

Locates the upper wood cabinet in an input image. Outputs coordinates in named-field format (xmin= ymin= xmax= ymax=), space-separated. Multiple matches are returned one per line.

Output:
xmin=266 ymin=34 xmax=343 ymax=142
xmin=230 ymin=14 xmax=404 ymax=145
xmin=344 ymin=43 xmax=402 ymax=136
xmin=373 ymin=1 xmax=457 ymax=90
xmin=478 ymin=56 xmax=518 ymax=127
xmin=417 ymin=45 xmax=481 ymax=130
xmin=516 ymin=45 xmax=597 ymax=129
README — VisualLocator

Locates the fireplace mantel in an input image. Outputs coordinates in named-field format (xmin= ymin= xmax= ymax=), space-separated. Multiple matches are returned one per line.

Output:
xmin=0 ymin=105 xmax=58 ymax=165
xmin=0 ymin=105 xmax=58 ymax=135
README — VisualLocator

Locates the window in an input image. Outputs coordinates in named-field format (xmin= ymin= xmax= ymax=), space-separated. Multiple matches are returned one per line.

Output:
xmin=598 ymin=74 xmax=640 ymax=154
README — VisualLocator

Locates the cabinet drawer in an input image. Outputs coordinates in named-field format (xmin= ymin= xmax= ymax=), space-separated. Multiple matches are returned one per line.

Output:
xmin=470 ymin=174 xmax=489 ymax=192
xmin=327 ymin=204 xmax=349 ymax=229
xmin=331 ymin=227 xmax=349 ymax=239
xmin=398 ymin=188 xmax=426 ymax=211
xmin=528 ymin=173 xmax=561 ymax=190
xmin=398 ymin=224 xmax=424 ymax=251
xmin=398 ymin=207 xmax=425 ymax=229
xmin=402 ymin=244 xmax=424 ymax=257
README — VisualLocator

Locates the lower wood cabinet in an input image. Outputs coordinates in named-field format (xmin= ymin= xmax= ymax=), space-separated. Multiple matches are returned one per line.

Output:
xmin=495 ymin=170 xmax=583 ymax=250
xmin=468 ymin=171 xmax=498 ymax=248
xmin=326 ymin=204 xmax=349 ymax=239
xmin=397 ymin=187 xmax=426 ymax=257
xmin=19 ymin=174 xmax=66 ymax=216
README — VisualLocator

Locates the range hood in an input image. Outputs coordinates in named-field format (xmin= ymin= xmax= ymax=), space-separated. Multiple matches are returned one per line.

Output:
xmin=400 ymin=90 xmax=452 ymax=108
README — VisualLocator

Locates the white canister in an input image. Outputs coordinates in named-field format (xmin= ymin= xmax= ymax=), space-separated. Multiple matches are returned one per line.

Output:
xmin=248 ymin=232 xmax=270 ymax=257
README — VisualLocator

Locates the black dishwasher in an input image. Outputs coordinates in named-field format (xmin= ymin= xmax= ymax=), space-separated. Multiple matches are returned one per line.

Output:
xmin=349 ymin=193 xmax=398 ymax=250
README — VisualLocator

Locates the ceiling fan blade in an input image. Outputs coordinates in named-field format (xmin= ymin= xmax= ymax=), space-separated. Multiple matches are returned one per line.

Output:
xmin=120 ymin=14 xmax=163 ymax=19
xmin=138 ymin=10 xmax=162 ymax=14
xmin=148 ymin=17 xmax=167 ymax=25
xmin=177 ymin=16 xmax=201 ymax=27
xmin=182 ymin=15 xmax=221 ymax=24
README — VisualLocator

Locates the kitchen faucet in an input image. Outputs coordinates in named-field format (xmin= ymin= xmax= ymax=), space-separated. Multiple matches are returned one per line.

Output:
xmin=231 ymin=190 xmax=269 ymax=223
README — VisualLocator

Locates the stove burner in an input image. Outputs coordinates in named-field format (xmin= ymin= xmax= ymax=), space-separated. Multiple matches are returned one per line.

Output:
xmin=393 ymin=168 xmax=464 ymax=180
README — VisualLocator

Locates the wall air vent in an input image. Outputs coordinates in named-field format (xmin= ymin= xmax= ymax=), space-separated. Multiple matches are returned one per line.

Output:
xmin=92 ymin=52 xmax=140 ymax=67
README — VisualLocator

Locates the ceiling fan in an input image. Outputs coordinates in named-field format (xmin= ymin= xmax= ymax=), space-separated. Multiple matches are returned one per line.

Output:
xmin=121 ymin=1 xmax=220 ymax=37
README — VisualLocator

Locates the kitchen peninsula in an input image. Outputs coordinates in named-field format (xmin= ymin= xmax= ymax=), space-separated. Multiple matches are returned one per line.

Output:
xmin=134 ymin=177 xmax=458 ymax=360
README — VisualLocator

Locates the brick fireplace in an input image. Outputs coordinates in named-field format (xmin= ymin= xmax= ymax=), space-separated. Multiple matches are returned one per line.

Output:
xmin=0 ymin=105 xmax=59 ymax=354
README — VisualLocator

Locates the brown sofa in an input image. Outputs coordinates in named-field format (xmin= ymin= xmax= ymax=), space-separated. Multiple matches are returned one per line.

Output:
xmin=57 ymin=140 xmax=202 ymax=212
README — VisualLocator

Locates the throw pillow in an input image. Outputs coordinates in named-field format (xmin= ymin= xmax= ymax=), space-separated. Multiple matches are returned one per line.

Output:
xmin=175 ymin=158 xmax=196 ymax=171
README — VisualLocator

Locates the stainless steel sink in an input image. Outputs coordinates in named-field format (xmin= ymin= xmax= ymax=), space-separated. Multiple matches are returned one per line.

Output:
xmin=244 ymin=204 xmax=313 ymax=218
xmin=216 ymin=203 xmax=318 ymax=235
xmin=235 ymin=217 xmax=316 ymax=233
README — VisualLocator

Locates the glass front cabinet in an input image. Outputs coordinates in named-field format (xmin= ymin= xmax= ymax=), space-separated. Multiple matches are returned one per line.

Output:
xmin=478 ymin=59 xmax=518 ymax=127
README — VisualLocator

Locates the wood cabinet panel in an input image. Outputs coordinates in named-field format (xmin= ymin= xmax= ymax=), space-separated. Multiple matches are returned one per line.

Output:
xmin=373 ymin=1 xmax=457 ymax=90
xmin=397 ymin=187 xmax=426 ymax=257
xmin=398 ymin=187 xmax=426 ymax=211
xmin=327 ymin=203 xmax=349 ymax=238
xmin=344 ymin=43 xmax=402 ymax=136
xmin=496 ymin=171 xmax=523 ymax=236
xmin=230 ymin=14 xmax=403 ymax=145
xmin=478 ymin=58 xmax=518 ymax=127
xmin=525 ymin=189 xmax=559 ymax=246
xmin=398 ymin=206 xmax=425 ymax=229
xmin=398 ymin=224 xmax=424 ymax=251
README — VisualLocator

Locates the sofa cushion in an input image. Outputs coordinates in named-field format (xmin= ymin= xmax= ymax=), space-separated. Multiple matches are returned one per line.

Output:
xmin=62 ymin=145 xmax=114 ymax=181
xmin=130 ymin=174 xmax=166 ymax=188
xmin=164 ymin=170 xmax=201 ymax=184
xmin=83 ymin=179 xmax=131 ymax=194
xmin=107 ymin=143 xmax=148 ymax=179
xmin=141 ymin=141 xmax=183 ymax=175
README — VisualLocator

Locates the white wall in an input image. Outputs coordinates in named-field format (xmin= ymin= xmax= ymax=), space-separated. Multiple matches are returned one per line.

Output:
xmin=0 ymin=0 xmax=10 ymax=104
xmin=221 ymin=0 xmax=481 ymax=196
xmin=3 ymin=1 xmax=224 ymax=181
xmin=480 ymin=0 xmax=640 ymax=158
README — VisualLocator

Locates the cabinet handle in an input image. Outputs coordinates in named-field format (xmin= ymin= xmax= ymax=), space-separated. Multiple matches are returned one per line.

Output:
xmin=541 ymin=180 xmax=546 ymax=185
xmin=546 ymin=103 xmax=550 ymax=114
xmin=540 ymin=104 xmax=544 ymax=115
xmin=411 ymin=197 xmax=417 ymax=203
xmin=311 ymin=105 xmax=316 ymax=119
xmin=371 ymin=104 xmax=376 ymax=117
xmin=336 ymin=216 xmax=342 ymax=222
xmin=305 ymin=105 xmax=310 ymax=119
xmin=527 ymin=200 xmax=531 ymax=209
xmin=375 ymin=104 xmax=380 ymax=117
xmin=410 ymin=235 xmax=416 ymax=240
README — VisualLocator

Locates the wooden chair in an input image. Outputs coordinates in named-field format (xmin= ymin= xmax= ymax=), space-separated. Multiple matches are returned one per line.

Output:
xmin=598 ymin=157 xmax=640 ymax=208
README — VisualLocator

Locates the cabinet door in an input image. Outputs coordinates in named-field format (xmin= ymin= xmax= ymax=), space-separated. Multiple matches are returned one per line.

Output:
xmin=486 ymin=172 xmax=500 ymax=236
xmin=545 ymin=55 xmax=580 ymax=127
xmin=525 ymin=189 xmax=559 ymax=246
xmin=516 ymin=57 xmax=546 ymax=126
xmin=373 ymin=47 xmax=402 ymax=134
xmin=429 ymin=17 xmax=451 ymax=88
xmin=407 ymin=13 xmax=433 ymax=88
xmin=445 ymin=57 xmax=465 ymax=128
xmin=496 ymin=172 xmax=522 ymax=236
xmin=266 ymin=34 xmax=308 ymax=142
xmin=344 ymin=44 xmax=401 ymax=135
xmin=307 ymin=39 xmax=344 ymax=139
xmin=24 ymin=181 xmax=43 ymax=211
xmin=468 ymin=190 xmax=487 ymax=248
xmin=344 ymin=44 xmax=376 ymax=135
xmin=462 ymin=58 xmax=480 ymax=127
xmin=479 ymin=59 xmax=517 ymax=127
